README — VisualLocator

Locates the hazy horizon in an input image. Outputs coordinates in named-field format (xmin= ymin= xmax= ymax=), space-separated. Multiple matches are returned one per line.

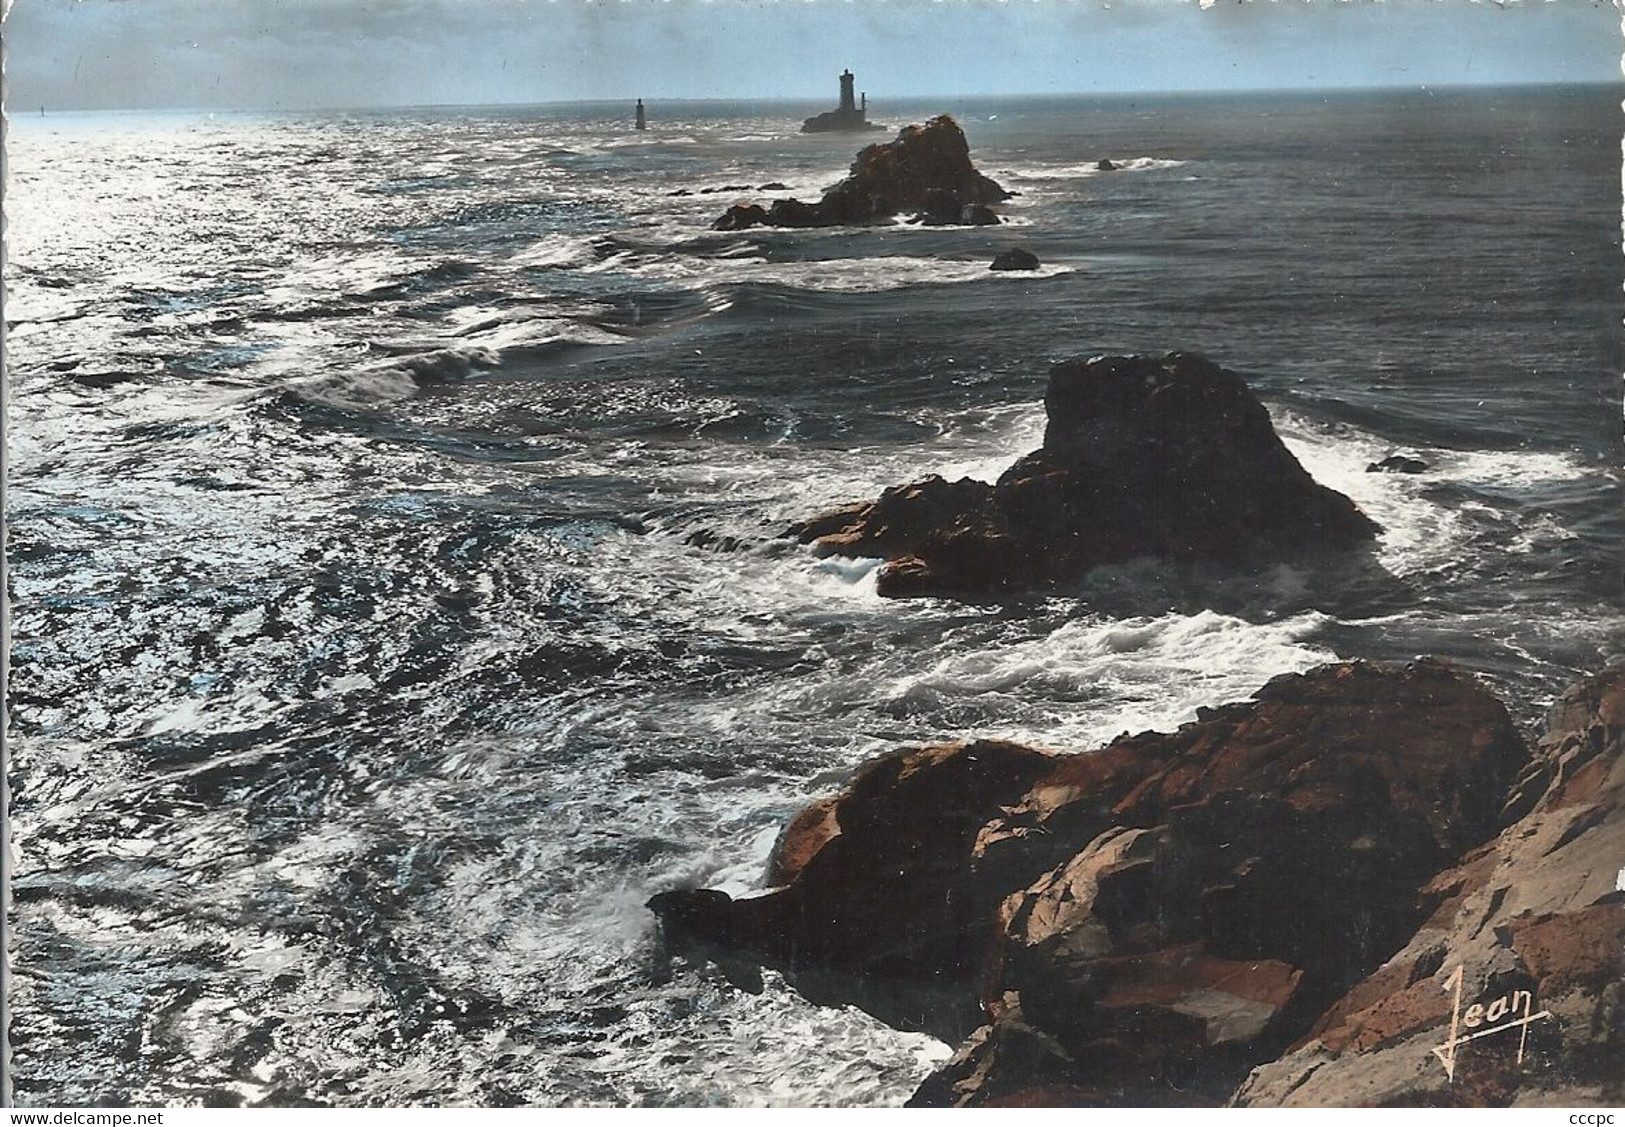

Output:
xmin=11 ymin=77 xmax=1624 ymax=121
xmin=4 ymin=0 xmax=1619 ymax=114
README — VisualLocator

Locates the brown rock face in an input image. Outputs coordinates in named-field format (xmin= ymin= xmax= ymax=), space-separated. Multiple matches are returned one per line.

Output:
xmin=711 ymin=115 xmax=1009 ymax=231
xmin=791 ymin=352 xmax=1380 ymax=599
xmin=647 ymin=661 xmax=1530 ymax=1099
xmin=1233 ymin=666 xmax=1625 ymax=1108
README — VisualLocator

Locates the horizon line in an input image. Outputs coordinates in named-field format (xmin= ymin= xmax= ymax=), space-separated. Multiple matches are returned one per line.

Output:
xmin=17 ymin=76 xmax=1621 ymax=118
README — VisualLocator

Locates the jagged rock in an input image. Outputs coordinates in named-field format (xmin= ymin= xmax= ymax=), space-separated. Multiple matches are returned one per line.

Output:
xmin=649 ymin=661 xmax=1529 ymax=1095
xmin=1368 ymin=453 xmax=1430 ymax=474
xmin=791 ymin=352 xmax=1380 ymax=599
xmin=710 ymin=116 xmax=1009 ymax=231
xmin=1232 ymin=666 xmax=1625 ymax=1108
xmin=1097 ymin=159 xmax=1119 ymax=171
xmin=990 ymin=248 xmax=1041 ymax=271
xmin=913 ymin=660 xmax=1529 ymax=1105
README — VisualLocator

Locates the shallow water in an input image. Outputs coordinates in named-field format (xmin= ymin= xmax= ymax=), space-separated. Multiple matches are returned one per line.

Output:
xmin=6 ymin=86 xmax=1623 ymax=1106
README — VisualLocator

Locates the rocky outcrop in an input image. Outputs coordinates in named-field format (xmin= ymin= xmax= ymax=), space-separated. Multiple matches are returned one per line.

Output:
xmin=990 ymin=248 xmax=1041 ymax=271
xmin=648 ymin=661 xmax=1534 ymax=1100
xmin=712 ymin=116 xmax=1010 ymax=231
xmin=791 ymin=352 xmax=1380 ymax=598
xmin=1233 ymin=666 xmax=1625 ymax=1108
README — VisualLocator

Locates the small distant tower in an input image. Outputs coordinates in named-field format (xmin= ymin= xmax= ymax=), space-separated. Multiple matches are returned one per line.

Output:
xmin=635 ymin=99 xmax=647 ymax=131
xmin=839 ymin=70 xmax=857 ymax=114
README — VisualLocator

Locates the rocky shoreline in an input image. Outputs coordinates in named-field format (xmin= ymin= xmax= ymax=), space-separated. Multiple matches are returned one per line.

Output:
xmin=660 ymin=116 xmax=1620 ymax=1106
xmin=650 ymin=661 xmax=1624 ymax=1107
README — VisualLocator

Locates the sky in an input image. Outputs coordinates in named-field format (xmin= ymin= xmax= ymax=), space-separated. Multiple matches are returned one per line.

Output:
xmin=2 ymin=0 xmax=1620 ymax=112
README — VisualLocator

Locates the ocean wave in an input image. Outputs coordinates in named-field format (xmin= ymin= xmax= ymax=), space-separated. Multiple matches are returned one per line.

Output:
xmin=1435 ymin=448 xmax=1592 ymax=490
xmin=453 ymin=315 xmax=627 ymax=352
xmin=509 ymin=233 xmax=605 ymax=269
xmin=875 ymin=607 xmax=1335 ymax=749
xmin=282 ymin=345 xmax=502 ymax=408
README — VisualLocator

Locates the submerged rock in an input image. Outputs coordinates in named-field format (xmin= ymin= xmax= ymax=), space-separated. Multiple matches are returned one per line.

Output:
xmin=710 ymin=115 xmax=1009 ymax=231
xmin=1367 ymin=453 xmax=1429 ymax=474
xmin=648 ymin=660 xmax=1533 ymax=1103
xmin=990 ymin=248 xmax=1041 ymax=271
xmin=791 ymin=352 xmax=1380 ymax=599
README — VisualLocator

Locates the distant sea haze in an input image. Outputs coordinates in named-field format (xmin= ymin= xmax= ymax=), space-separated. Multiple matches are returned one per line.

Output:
xmin=5 ymin=84 xmax=1621 ymax=1105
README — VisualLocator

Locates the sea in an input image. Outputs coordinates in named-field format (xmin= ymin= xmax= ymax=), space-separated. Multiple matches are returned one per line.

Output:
xmin=6 ymin=85 xmax=1623 ymax=1106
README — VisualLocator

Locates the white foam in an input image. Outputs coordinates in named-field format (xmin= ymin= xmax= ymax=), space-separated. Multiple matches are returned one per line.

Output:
xmin=628 ymin=253 xmax=1073 ymax=294
xmin=999 ymin=156 xmax=1188 ymax=181
xmin=878 ymin=608 xmax=1335 ymax=749
xmin=509 ymin=232 xmax=600 ymax=269
xmin=1274 ymin=405 xmax=1591 ymax=577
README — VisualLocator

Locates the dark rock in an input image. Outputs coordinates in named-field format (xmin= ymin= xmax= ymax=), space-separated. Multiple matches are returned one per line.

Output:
xmin=1097 ymin=159 xmax=1119 ymax=171
xmin=667 ymin=188 xmax=693 ymax=197
xmin=765 ymin=197 xmax=828 ymax=228
xmin=1234 ymin=666 xmax=1625 ymax=1107
xmin=792 ymin=352 xmax=1381 ymax=599
xmin=710 ymin=116 xmax=1009 ymax=230
xmin=990 ymin=248 xmax=1041 ymax=272
xmin=712 ymin=203 xmax=770 ymax=232
xmin=683 ymin=528 xmax=746 ymax=553
xmin=757 ymin=182 xmax=790 ymax=191
xmin=914 ymin=187 xmax=964 ymax=225
xmin=67 ymin=370 xmax=147 ymax=389
xmin=1367 ymin=453 xmax=1429 ymax=474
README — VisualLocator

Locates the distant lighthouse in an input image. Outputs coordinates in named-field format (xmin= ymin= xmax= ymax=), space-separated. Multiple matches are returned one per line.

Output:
xmin=635 ymin=99 xmax=647 ymax=131
xmin=801 ymin=69 xmax=883 ymax=134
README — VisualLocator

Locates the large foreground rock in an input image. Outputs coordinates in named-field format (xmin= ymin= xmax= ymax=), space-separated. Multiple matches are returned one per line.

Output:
xmin=648 ymin=661 xmax=1530 ymax=1093
xmin=1233 ymin=666 xmax=1625 ymax=1107
xmin=713 ymin=115 xmax=1010 ymax=231
xmin=792 ymin=352 xmax=1380 ymax=598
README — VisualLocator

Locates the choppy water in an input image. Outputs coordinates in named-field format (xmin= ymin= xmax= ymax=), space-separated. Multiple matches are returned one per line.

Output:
xmin=6 ymin=87 xmax=1623 ymax=1106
